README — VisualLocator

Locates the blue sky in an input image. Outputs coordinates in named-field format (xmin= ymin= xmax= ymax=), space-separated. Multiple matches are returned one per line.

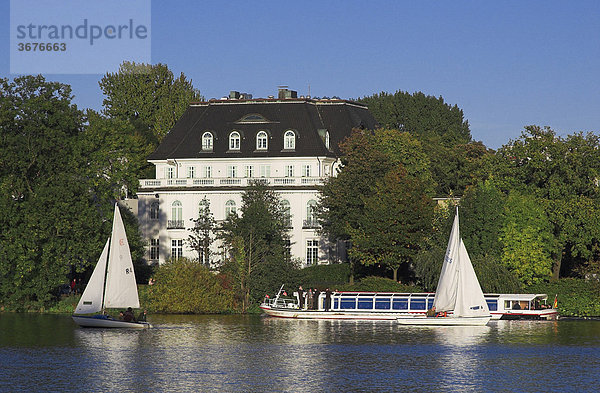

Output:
xmin=1 ymin=0 xmax=599 ymax=149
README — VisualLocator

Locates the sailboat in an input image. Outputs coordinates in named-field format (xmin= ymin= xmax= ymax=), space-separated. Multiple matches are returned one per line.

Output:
xmin=72 ymin=203 xmax=150 ymax=328
xmin=397 ymin=208 xmax=491 ymax=326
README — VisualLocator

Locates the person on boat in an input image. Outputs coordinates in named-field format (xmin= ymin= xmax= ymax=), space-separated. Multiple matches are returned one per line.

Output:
xmin=324 ymin=288 xmax=332 ymax=311
xmin=123 ymin=307 xmax=135 ymax=322
xmin=512 ymin=302 xmax=521 ymax=310
xmin=306 ymin=289 xmax=313 ymax=310
xmin=298 ymin=286 xmax=305 ymax=309
xmin=426 ymin=306 xmax=436 ymax=317
xmin=313 ymin=288 xmax=320 ymax=310
xmin=118 ymin=311 xmax=124 ymax=320
xmin=137 ymin=310 xmax=147 ymax=322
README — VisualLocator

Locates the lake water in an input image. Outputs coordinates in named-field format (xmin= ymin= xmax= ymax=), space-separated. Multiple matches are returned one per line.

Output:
xmin=1 ymin=314 xmax=599 ymax=392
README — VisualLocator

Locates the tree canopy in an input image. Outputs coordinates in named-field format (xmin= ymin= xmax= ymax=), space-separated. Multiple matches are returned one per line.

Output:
xmin=99 ymin=61 xmax=202 ymax=143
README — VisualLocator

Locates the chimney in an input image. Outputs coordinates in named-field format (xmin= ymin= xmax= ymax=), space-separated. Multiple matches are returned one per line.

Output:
xmin=278 ymin=87 xmax=297 ymax=99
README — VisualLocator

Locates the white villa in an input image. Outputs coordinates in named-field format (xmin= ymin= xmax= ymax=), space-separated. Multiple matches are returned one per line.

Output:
xmin=134 ymin=89 xmax=377 ymax=267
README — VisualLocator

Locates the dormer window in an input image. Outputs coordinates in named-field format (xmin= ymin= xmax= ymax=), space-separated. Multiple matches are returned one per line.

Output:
xmin=256 ymin=131 xmax=268 ymax=150
xmin=202 ymin=132 xmax=213 ymax=151
xmin=229 ymin=131 xmax=241 ymax=150
xmin=325 ymin=131 xmax=330 ymax=150
xmin=284 ymin=130 xmax=296 ymax=150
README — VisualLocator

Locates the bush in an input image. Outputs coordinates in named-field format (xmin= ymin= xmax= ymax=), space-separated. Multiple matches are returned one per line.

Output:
xmin=145 ymin=258 xmax=235 ymax=314
xmin=337 ymin=276 xmax=423 ymax=292
xmin=295 ymin=263 xmax=351 ymax=288
xmin=526 ymin=278 xmax=600 ymax=317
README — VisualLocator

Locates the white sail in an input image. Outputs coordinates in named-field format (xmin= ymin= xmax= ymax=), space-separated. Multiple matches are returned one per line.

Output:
xmin=74 ymin=238 xmax=110 ymax=314
xmin=104 ymin=203 xmax=140 ymax=309
xmin=433 ymin=210 xmax=489 ymax=318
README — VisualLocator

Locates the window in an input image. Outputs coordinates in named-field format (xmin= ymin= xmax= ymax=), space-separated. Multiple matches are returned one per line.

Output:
xmin=204 ymin=165 xmax=212 ymax=178
xmin=168 ymin=201 xmax=184 ymax=229
xmin=281 ymin=199 xmax=291 ymax=227
xmin=166 ymin=167 xmax=174 ymax=179
xmin=187 ymin=166 xmax=195 ymax=178
xmin=171 ymin=239 xmax=183 ymax=259
xmin=202 ymin=132 xmax=213 ymax=151
xmin=227 ymin=165 xmax=237 ymax=178
xmin=245 ymin=165 xmax=254 ymax=178
xmin=229 ymin=131 xmax=240 ymax=150
xmin=302 ymin=164 xmax=311 ymax=177
xmin=256 ymin=131 xmax=268 ymax=150
xmin=306 ymin=239 xmax=319 ymax=265
xmin=284 ymin=130 xmax=295 ymax=149
xmin=150 ymin=202 xmax=159 ymax=220
xmin=150 ymin=239 xmax=159 ymax=260
xmin=285 ymin=165 xmax=294 ymax=177
xmin=325 ymin=131 xmax=330 ymax=149
xmin=324 ymin=165 xmax=330 ymax=176
xmin=307 ymin=200 xmax=317 ymax=222
xmin=225 ymin=200 xmax=237 ymax=217
xmin=259 ymin=165 xmax=271 ymax=178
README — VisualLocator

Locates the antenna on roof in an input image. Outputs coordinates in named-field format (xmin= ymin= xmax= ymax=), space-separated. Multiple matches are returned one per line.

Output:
xmin=308 ymin=83 xmax=311 ymax=99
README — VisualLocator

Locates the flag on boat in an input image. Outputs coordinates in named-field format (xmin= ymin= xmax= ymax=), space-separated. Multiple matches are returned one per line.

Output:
xmin=553 ymin=294 xmax=558 ymax=308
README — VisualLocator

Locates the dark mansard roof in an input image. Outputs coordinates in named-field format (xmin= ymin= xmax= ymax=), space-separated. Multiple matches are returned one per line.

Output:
xmin=148 ymin=98 xmax=377 ymax=160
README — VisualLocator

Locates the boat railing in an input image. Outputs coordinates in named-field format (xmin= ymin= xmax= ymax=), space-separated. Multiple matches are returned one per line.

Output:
xmin=263 ymin=296 xmax=298 ymax=309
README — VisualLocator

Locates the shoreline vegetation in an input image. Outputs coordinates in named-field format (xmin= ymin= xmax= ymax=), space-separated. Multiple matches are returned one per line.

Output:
xmin=5 ymin=268 xmax=599 ymax=319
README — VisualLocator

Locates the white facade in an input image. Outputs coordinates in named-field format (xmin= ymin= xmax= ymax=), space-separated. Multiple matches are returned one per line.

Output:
xmin=136 ymin=156 xmax=340 ymax=267
xmin=133 ymin=95 xmax=376 ymax=268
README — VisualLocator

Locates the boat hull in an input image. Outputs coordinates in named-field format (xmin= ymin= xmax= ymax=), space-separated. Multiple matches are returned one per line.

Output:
xmin=396 ymin=315 xmax=491 ymax=326
xmin=260 ymin=306 xmax=423 ymax=320
xmin=72 ymin=315 xmax=151 ymax=329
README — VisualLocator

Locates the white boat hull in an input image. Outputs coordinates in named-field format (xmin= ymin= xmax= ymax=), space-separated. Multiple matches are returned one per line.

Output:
xmin=72 ymin=315 xmax=151 ymax=329
xmin=260 ymin=306 xmax=424 ymax=320
xmin=396 ymin=315 xmax=491 ymax=326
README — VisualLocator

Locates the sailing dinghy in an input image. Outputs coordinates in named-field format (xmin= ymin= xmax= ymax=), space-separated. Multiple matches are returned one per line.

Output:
xmin=397 ymin=208 xmax=491 ymax=326
xmin=72 ymin=203 xmax=150 ymax=328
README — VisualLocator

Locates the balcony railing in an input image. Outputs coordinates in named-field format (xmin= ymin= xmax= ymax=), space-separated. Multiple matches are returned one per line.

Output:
xmin=303 ymin=219 xmax=320 ymax=229
xmin=167 ymin=220 xmax=185 ymax=229
xmin=140 ymin=176 xmax=325 ymax=189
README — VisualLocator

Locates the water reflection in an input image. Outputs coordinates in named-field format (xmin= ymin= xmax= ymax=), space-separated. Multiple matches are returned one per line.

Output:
xmin=2 ymin=314 xmax=600 ymax=392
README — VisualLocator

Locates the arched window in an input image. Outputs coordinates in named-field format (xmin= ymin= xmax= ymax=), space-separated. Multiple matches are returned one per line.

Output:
xmin=169 ymin=201 xmax=183 ymax=229
xmin=229 ymin=131 xmax=241 ymax=150
xmin=256 ymin=131 xmax=268 ymax=150
xmin=202 ymin=132 xmax=213 ymax=151
xmin=150 ymin=202 xmax=159 ymax=220
xmin=225 ymin=200 xmax=237 ymax=217
xmin=281 ymin=199 xmax=291 ymax=227
xmin=284 ymin=130 xmax=295 ymax=150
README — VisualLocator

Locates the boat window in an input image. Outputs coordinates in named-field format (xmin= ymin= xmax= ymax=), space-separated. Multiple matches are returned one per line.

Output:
xmin=392 ymin=299 xmax=408 ymax=310
xmin=427 ymin=298 xmax=434 ymax=310
xmin=486 ymin=299 xmax=498 ymax=311
xmin=410 ymin=298 xmax=426 ymax=310
xmin=375 ymin=298 xmax=391 ymax=310
xmin=358 ymin=299 xmax=373 ymax=309
xmin=340 ymin=298 xmax=356 ymax=309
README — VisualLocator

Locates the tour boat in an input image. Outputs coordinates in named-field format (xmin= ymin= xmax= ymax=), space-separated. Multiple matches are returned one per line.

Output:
xmin=72 ymin=203 xmax=151 ymax=329
xmin=260 ymin=290 xmax=557 ymax=320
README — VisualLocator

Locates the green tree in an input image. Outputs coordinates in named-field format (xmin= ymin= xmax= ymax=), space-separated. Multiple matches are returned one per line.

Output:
xmin=499 ymin=192 xmax=555 ymax=285
xmin=187 ymin=197 xmax=216 ymax=267
xmin=359 ymin=90 xmax=472 ymax=146
xmin=218 ymin=181 xmax=293 ymax=310
xmin=99 ymin=61 xmax=202 ymax=143
xmin=488 ymin=126 xmax=600 ymax=278
xmin=348 ymin=166 xmax=434 ymax=282
xmin=0 ymin=76 xmax=91 ymax=308
xmin=359 ymin=90 xmax=490 ymax=196
xmin=460 ymin=181 xmax=506 ymax=257
xmin=80 ymin=111 xmax=150 ymax=198
xmin=0 ymin=76 xmax=147 ymax=310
